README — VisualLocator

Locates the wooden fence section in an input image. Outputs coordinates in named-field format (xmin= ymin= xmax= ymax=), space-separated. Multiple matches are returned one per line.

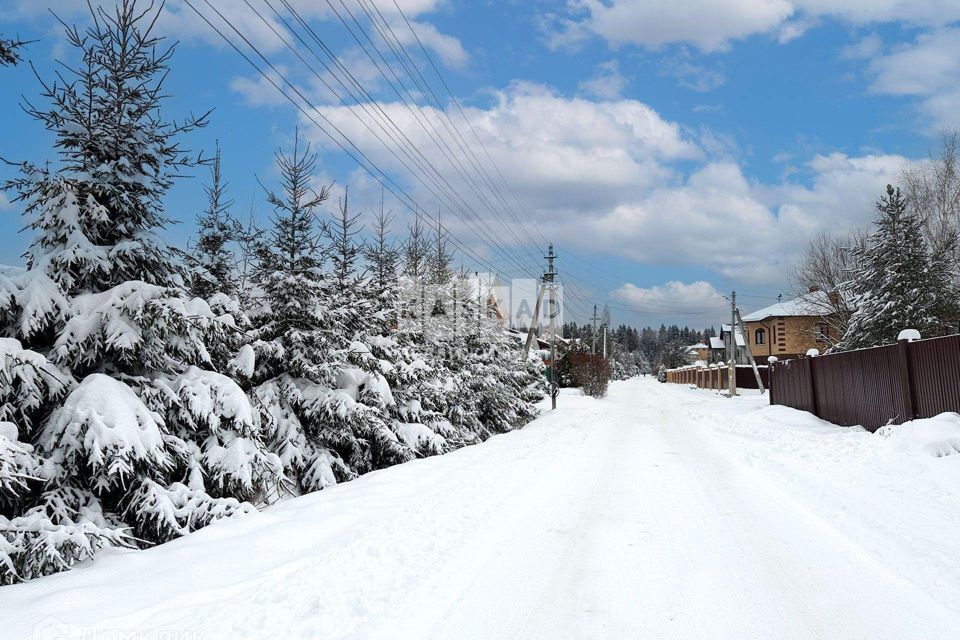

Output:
xmin=666 ymin=364 xmax=767 ymax=391
xmin=769 ymin=334 xmax=960 ymax=432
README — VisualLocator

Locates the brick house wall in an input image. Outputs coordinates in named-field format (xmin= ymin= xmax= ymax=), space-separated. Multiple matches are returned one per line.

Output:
xmin=744 ymin=316 xmax=833 ymax=360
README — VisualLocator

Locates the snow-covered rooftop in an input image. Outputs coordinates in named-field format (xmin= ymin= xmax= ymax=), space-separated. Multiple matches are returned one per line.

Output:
xmin=688 ymin=342 xmax=709 ymax=350
xmin=719 ymin=324 xmax=746 ymax=347
xmin=741 ymin=291 xmax=829 ymax=322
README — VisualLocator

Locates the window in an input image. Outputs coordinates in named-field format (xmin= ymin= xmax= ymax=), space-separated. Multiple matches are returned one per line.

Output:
xmin=815 ymin=323 xmax=830 ymax=342
xmin=754 ymin=328 xmax=766 ymax=345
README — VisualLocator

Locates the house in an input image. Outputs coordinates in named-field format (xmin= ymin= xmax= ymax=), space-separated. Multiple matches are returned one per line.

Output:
xmin=685 ymin=342 xmax=710 ymax=363
xmin=708 ymin=324 xmax=748 ymax=364
xmin=740 ymin=291 xmax=833 ymax=361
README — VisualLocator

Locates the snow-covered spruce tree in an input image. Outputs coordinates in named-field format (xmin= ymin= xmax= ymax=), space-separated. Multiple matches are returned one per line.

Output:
xmin=358 ymin=204 xmax=454 ymax=456
xmin=327 ymin=189 xmax=415 ymax=469
xmin=0 ymin=1 xmax=276 ymax=581
xmin=451 ymin=271 xmax=544 ymax=438
xmin=837 ymin=184 xmax=959 ymax=351
xmin=414 ymin=217 xmax=544 ymax=441
xmin=189 ymin=142 xmax=239 ymax=300
xmin=247 ymin=133 xmax=391 ymax=491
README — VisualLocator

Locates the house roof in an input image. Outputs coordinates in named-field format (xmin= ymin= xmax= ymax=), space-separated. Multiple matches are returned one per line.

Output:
xmin=719 ymin=324 xmax=746 ymax=347
xmin=709 ymin=336 xmax=725 ymax=350
xmin=741 ymin=291 xmax=829 ymax=322
xmin=688 ymin=342 xmax=709 ymax=350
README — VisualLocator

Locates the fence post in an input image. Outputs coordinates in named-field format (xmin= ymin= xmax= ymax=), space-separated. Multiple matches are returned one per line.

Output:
xmin=803 ymin=356 xmax=819 ymax=417
xmin=897 ymin=339 xmax=918 ymax=420
xmin=768 ymin=362 xmax=775 ymax=404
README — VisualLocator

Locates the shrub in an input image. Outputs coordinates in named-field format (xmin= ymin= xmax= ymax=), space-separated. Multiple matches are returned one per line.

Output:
xmin=569 ymin=352 xmax=611 ymax=398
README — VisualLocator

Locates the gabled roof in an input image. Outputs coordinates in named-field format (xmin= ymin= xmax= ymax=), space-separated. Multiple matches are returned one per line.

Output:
xmin=741 ymin=291 xmax=830 ymax=322
xmin=719 ymin=324 xmax=746 ymax=347
xmin=688 ymin=342 xmax=709 ymax=350
xmin=709 ymin=336 xmax=725 ymax=350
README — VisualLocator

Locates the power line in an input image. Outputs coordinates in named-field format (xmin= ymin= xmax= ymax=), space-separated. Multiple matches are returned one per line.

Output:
xmin=250 ymin=0 xmax=537 ymax=278
xmin=184 ymin=0 xmax=520 ymax=278
xmin=317 ymin=0 xmax=542 ymax=277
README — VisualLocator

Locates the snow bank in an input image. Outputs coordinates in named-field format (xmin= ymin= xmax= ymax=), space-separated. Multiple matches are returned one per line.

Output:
xmin=878 ymin=413 xmax=960 ymax=457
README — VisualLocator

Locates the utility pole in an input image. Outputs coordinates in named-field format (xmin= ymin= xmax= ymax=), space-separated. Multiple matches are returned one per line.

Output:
xmin=523 ymin=282 xmax=546 ymax=354
xmin=729 ymin=290 xmax=737 ymax=397
xmin=735 ymin=306 xmax=765 ymax=394
xmin=591 ymin=304 xmax=599 ymax=355
xmin=545 ymin=243 xmax=558 ymax=410
xmin=475 ymin=271 xmax=481 ymax=337
xmin=452 ymin=276 xmax=458 ymax=341
xmin=603 ymin=325 xmax=607 ymax=359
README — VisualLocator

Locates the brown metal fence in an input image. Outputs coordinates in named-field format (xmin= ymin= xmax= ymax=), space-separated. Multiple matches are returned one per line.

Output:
xmin=770 ymin=334 xmax=960 ymax=432
xmin=735 ymin=365 xmax=769 ymax=390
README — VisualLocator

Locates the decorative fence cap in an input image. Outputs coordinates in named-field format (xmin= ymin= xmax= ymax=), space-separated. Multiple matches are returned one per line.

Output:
xmin=898 ymin=328 xmax=922 ymax=342
xmin=767 ymin=356 xmax=778 ymax=363
xmin=806 ymin=348 xmax=820 ymax=357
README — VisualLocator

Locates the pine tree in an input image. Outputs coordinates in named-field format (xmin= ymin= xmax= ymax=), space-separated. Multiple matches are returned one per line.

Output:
xmin=429 ymin=210 xmax=454 ymax=286
xmin=327 ymin=187 xmax=372 ymax=337
xmin=248 ymin=133 xmax=405 ymax=489
xmin=0 ymin=1 xmax=270 ymax=582
xmin=403 ymin=213 xmax=430 ymax=281
xmin=838 ymin=184 xmax=958 ymax=351
xmin=190 ymin=142 xmax=238 ymax=300
xmin=365 ymin=191 xmax=401 ymax=332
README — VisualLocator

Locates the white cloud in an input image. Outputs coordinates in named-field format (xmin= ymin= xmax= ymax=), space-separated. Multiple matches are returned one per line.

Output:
xmin=307 ymin=81 xmax=701 ymax=215
xmin=392 ymin=19 xmax=470 ymax=70
xmin=561 ymin=0 xmax=794 ymax=53
xmin=793 ymin=0 xmax=960 ymax=26
xmin=229 ymin=66 xmax=291 ymax=107
xmin=658 ymin=55 xmax=726 ymax=92
xmin=292 ymin=82 xmax=907 ymax=285
xmin=0 ymin=192 xmax=13 ymax=212
xmin=866 ymin=28 xmax=960 ymax=130
xmin=546 ymin=0 xmax=960 ymax=52
xmin=841 ymin=33 xmax=883 ymax=60
xmin=8 ymin=0 xmax=467 ymax=70
xmin=578 ymin=60 xmax=628 ymax=99
xmin=612 ymin=280 xmax=729 ymax=315
xmin=776 ymin=16 xmax=818 ymax=43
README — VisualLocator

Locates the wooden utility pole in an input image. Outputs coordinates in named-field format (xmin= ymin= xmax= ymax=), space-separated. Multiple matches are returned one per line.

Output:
xmin=523 ymin=282 xmax=546 ymax=354
xmin=735 ymin=306 xmax=765 ymax=394
xmin=545 ymin=244 xmax=558 ymax=410
xmin=591 ymin=304 xmax=599 ymax=355
xmin=728 ymin=290 xmax=737 ymax=397
xmin=475 ymin=271 xmax=482 ymax=337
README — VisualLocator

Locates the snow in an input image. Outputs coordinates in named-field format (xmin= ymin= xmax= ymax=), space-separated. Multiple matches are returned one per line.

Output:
xmin=898 ymin=328 xmax=922 ymax=341
xmin=43 ymin=374 xmax=169 ymax=480
xmin=5 ymin=378 xmax=960 ymax=638
xmin=229 ymin=344 xmax=256 ymax=378
xmin=878 ymin=412 xmax=960 ymax=457
xmin=0 ymin=422 xmax=17 ymax=441
xmin=175 ymin=366 xmax=255 ymax=433
xmin=740 ymin=290 xmax=830 ymax=321
xmin=395 ymin=422 xmax=446 ymax=453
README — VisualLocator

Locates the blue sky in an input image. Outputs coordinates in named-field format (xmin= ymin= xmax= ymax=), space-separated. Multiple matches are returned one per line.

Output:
xmin=2 ymin=0 xmax=959 ymax=327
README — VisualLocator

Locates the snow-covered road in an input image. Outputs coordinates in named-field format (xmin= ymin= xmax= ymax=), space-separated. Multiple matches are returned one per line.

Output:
xmin=6 ymin=378 xmax=960 ymax=639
